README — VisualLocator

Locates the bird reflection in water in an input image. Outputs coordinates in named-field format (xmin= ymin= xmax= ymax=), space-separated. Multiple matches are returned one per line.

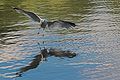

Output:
xmin=16 ymin=48 xmax=77 ymax=77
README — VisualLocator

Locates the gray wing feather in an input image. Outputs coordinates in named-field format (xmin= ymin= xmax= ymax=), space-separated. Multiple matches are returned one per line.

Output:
xmin=13 ymin=7 xmax=40 ymax=22
xmin=13 ymin=8 xmax=76 ymax=29
xmin=48 ymin=20 xmax=76 ymax=28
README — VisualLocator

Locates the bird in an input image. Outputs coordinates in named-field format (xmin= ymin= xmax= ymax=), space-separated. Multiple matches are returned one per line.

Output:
xmin=13 ymin=7 xmax=76 ymax=29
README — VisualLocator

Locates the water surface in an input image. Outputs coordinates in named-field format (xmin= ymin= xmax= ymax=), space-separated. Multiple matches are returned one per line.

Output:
xmin=0 ymin=0 xmax=120 ymax=80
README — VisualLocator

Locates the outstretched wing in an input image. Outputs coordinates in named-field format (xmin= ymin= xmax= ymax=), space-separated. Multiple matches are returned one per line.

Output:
xmin=60 ymin=20 xmax=76 ymax=27
xmin=13 ymin=7 xmax=41 ymax=22
xmin=48 ymin=20 xmax=76 ymax=28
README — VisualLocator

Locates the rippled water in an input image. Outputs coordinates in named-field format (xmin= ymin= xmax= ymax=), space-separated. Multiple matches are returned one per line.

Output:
xmin=0 ymin=0 xmax=120 ymax=80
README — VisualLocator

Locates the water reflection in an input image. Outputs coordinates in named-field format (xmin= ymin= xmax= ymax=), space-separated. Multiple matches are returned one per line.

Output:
xmin=0 ymin=33 xmax=22 ymax=46
xmin=16 ymin=47 xmax=77 ymax=77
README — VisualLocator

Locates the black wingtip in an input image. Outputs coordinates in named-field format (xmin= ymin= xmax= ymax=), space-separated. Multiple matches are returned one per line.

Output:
xmin=11 ymin=6 xmax=22 ymax=11
xmin=12 ymin=7 xmax=21 ymax=10
xmin=11 ymin=6 xmax=17 ymax=9
xmin=12 ymin=7 xmax=24 ymax=14
xmin=59 ymin=20 xmax=76 ymax=27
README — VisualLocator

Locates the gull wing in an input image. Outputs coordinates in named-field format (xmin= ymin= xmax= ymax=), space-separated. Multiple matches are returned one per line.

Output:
xmin=48 ymin=20 xmax=76 ymax=28
xmin=13 ymin=7 xmax=41 ymax=22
